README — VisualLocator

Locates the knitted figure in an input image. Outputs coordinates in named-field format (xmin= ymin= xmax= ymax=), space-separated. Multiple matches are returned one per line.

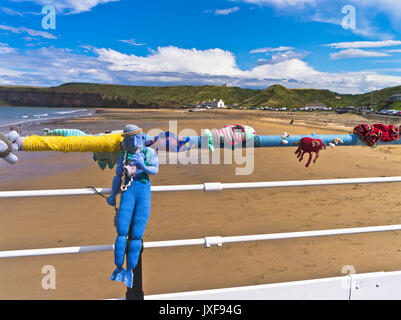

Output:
xmin=294 ymin=137 xmax=325 ymax=167
xmin=354 ymin=123 xmax=400 ymax=146
xmin=106 ymin=124 xmax=159 ymax=288
xmin=204 ymin=124 xmax=256 ymax=152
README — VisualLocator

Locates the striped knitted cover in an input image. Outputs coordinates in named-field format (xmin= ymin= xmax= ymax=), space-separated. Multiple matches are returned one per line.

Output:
xmin=204 ymin=124 xmax=256 ymax=152
xmin=43 ymin=128 xmax=88 ymax=137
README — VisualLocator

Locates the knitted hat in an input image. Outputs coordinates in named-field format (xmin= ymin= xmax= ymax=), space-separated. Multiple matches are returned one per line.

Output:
xmin=122 ymin=124 xmax=143 ymax=138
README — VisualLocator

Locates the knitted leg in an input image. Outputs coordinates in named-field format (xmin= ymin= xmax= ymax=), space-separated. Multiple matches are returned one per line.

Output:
xmin=314 ymin=151 xmax=319 ymax=163
xmin=123 ymin=181 xmax=151 ymax=288
xmin=299 ymin=151 xmax=305 ymax=162
xmin=127 ymin=181 xmax=151 ymax=270
xmin=114 ymin=187 xmax=136 ymax=268
xmin=305 ymin=152 xmax=313 ymax=167
xmin=295 ymin=146 xmax=302 ymax=158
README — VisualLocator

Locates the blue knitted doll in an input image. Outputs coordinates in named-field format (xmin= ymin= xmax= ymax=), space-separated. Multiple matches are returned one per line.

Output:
xmin=106 ymin=124 xmax=159 ymax=288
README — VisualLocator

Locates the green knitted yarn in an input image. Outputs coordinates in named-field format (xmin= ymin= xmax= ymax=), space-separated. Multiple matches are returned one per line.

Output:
xmin=203 ymin=129 xmax=214 ymax=152
xmin=243 ymin=125 xmax=256 ymax=141
xmin=121 ymin=146 xmax=151 ymax=183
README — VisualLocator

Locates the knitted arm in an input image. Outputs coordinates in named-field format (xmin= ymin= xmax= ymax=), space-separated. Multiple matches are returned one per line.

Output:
xmin=143 ymin=148 xmax=159 ymax=175
xmin=129 ymin=148 xmax=159 ymax=175
xmin=107 ymin=156 xmax=124 ymax=206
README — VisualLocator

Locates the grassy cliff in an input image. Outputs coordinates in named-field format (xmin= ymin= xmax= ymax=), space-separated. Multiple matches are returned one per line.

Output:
xmin=0 ymin=83 xmax=400 ymax=109
xmin=51 ymin=83 xmax=259 ymax=108
xmin=240 ymin=85 xmax=354 ymax=108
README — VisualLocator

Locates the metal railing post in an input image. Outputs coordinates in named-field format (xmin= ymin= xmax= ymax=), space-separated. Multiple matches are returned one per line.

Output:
xmin=125 ymin=238 xmax=144 ymax=300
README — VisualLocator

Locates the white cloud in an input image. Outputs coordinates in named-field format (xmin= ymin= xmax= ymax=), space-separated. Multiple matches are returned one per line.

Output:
xmin=1 ymin=7 xmax=24 ymax=16
xmin=0 ymin=24 xmax=56 ymax=39
xmin=256 ymin=50 xmax=308 ymax=64
xmin=21 ymin=0 xmax=120 ymax=14
xmin=241 ymin=0 xmax=400 ymax=39
xmin=0 ymin=46 xmax=114 ymax=86
xmin=0 ymin=43 xmax=16 ymax=54
xmin=215 ymin=6 xmax=240 ymax=15
xmin=348 ymin=0 xmax=401 ymax=24
xmin=1 ymin=44 xmax=401 ymax=94
xmin=89 ymin=45 xmax=401 ymax=93
xmin=119 ymin=39 xmax=147 ymax=46
xmin=93 ymin=46 xmax=242 ymax=76
xmin=310 ymin=12 xmax=393 ymax=40
xmin=250 ymin=46 xmax=295 ymax=53
xmin=326 ymin=40 xmax=401 ymax=49
xmin=330 ymin=49 xmax=390 ymax=60
xmin=243 ymin=0 xmax=317 ymax=7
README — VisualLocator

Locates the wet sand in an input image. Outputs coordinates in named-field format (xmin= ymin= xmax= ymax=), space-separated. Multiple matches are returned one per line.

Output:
xmin=2 ymin=109 xmax=401 ymax=299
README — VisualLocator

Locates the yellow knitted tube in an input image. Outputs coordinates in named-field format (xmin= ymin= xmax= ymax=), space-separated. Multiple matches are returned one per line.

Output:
xmin=22 ymin=134 xmax=124 ymax=153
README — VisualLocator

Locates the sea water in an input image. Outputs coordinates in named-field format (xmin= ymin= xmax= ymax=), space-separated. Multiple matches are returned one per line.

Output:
xmin=0 ymin=106 xmax=93 ymax=130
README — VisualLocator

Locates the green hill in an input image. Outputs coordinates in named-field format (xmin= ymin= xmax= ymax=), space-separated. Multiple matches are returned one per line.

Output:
xmin=346 ymin=85 xmax=401 ymax=109
xmin=0 ymin=82 xmax=401 ymax=109
xmin=52 ymin=83 xmax=259 ymax=108
xmin=240 ymin=84 xmax=356 ymax=108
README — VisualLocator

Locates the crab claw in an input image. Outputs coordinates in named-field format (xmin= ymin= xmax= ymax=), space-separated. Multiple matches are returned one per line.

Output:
xmin=0 ymin=131 xmax=21 ymax=164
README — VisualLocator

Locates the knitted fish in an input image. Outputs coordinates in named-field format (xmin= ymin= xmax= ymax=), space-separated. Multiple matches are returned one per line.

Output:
xmin=43 ymin=128 xmax=88 ymax=137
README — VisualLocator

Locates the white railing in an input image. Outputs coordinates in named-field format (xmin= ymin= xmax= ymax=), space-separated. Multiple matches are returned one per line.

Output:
xmin=2 ymin=176 xmax=401 ymax=299
xmin=2 ymin=176 xmax=401 ymax=198
xmin=2 ymin=223 xmax=401 ymax=259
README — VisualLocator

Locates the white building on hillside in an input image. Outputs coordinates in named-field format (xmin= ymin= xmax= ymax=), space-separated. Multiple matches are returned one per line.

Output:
xmin=194 ymin=99 xmax=226 ymax=109
xmin=209 ymin=99 xmax=226 ymax=108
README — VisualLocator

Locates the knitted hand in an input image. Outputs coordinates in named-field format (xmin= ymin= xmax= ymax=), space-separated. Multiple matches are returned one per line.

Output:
xmin=0 ymin=131 xmax=21 ymax=164
xmin=107 ymin=194 xmax=117 ymax=207
xmin=294 ymin=137 xmax=325 ymax=168
xmin=130 ymin=152 xmax=145 ymax=170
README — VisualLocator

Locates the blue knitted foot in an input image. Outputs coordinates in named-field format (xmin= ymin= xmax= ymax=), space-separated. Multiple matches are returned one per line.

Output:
xmin=110 ymin=266 xmax=124 ymax=282
xmin=123 ymin=269 xmax=134 ymax=288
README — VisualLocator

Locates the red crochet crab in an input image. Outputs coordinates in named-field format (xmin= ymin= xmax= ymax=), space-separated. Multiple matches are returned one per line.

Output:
xmin=294 ymin=137 xmax=325 ymax=167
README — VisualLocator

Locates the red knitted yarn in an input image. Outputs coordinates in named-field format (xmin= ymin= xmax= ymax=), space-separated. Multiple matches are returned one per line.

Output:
xmin=353 ymin=123 xmax=400 ymax=146
xmin=294 ymin=137 xmax=325 ymax=168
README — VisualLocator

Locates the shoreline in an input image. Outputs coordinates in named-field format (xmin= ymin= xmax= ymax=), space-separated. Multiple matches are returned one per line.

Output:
xmin=0 ymin=105 xmax=97 ymax=134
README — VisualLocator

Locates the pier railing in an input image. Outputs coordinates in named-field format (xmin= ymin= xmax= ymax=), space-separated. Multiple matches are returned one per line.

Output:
xmin=2 ymin=177 xmax=401 ymax=300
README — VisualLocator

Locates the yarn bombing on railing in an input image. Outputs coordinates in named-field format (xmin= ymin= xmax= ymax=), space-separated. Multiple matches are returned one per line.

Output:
xmin=353 ymin=124 xmax=400 ymax=147
xmin=2 ymin=122 xmax=401 ymax=169
xmin=144 ymin=131 xmax=193 ymax=153
xmin=204 ymin=124 xmax=256 ymax=152
xmin=3 ymin=121 xmax=401 ymax=289
xmin=0 ymin=132 xmax=19 ymax=164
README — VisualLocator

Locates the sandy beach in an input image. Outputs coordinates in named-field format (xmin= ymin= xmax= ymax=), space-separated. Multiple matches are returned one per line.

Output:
xmin=2 ymin=108 xmax=401 ymax=299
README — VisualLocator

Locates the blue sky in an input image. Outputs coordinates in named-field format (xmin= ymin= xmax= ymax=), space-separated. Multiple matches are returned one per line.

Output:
xmin=1 ymin=0 xmax=401 ymax=93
